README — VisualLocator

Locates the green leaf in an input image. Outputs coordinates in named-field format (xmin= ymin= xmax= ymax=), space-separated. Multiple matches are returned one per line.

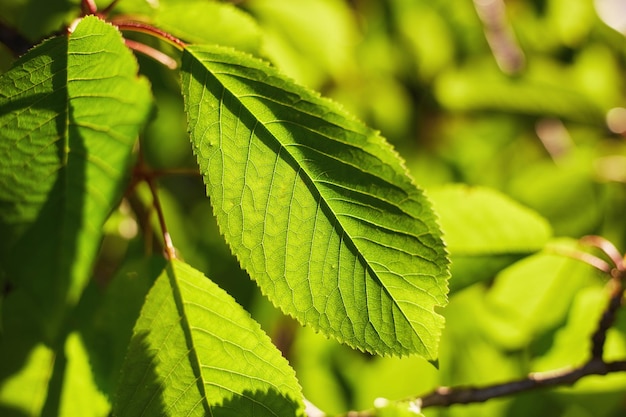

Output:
xmin=181 ymin=45 xmax=449 ymax=359
xmin=115 ymin=259 xmax=305 ymax=417
xmin=0 ymin=16 xmax=152 ymax=339
xmin=153 ymin=0 xmax=261 ymax=52
xmin=0 ymin=288 xmax=54 ymax=416
xmin=57 ymin=332 xmax=111 ymax=417
xmin=428 ymin=185 xmax=552 ymax=291
xmin=245 ymin=0 xmax=359 ymax=87
xmin=482 ymin=239 xmax=595 ymax=350
xmin=0 ymin=0 xmax=78 ymax=42
xmin=434 ymin=60 xmax=606 ymax=123
xmin=79 ymin=256 xmax=165 ymax=397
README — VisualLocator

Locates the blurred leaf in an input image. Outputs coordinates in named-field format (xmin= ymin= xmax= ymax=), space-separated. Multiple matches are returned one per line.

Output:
xmin=245 ymin=0 xmax=358 ymax=87
xmin=0 ymin=0 xmax=78 ymax=41
xmin=389 ymin=1 xmax=454 ymax=81
xmin=115 ymin=259 xmax=305 ymax=417
xmin=57 ymin=332 xmax=110 ymax=417
xmin=435 ymin=60 xmax=605 ymax=123
xmin=154 ymin=0 xmax=261 ymax=52
xmin=547 ymin=0 xmax=595 ymax=46
xmin=482 ymin=240 xmax=597 ymax=349
xmin=290 ymin=326 xmax=351 ymax=415
xmin=532 ymin=286 xmax=611 ymax=371
xmin=80 ymin=256 xmax=165 ymax=397
xmin=0 ymin=16 xmax=152 ymax=339
xmin=429 ymin=185 xmax=552 ymax=291
xmin=94 ymin=0 xmax=156 ymax=17
xmin=572 ymin=43 xmax=623 ymax=108
xmin=181 ymin=44 xmax=449 ymax=359
xmin=508 ymin=153 xmax=601 ymax=237
xmin=0 ymin=289 xmax=54 ymax=416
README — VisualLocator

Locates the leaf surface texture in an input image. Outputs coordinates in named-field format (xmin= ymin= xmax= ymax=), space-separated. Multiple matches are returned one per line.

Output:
xmin=0 ymin=16 xmax=152 ymax=336
xmin=181 ymin=45 xmax=449 ymax=358
xmin=115 ymin=259 xmax=305 ymax=417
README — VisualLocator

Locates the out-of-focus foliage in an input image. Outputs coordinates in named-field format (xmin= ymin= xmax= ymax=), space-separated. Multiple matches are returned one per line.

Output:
xmin=1 ymin=0 xmax=625 ymax=416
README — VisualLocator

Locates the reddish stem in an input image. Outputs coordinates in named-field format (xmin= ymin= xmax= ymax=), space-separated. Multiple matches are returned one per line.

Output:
xmin=113 ymin=19 xmax=187 ymax=49
xmin=581 ymin=235 xmax=625 ymax=272
xmin=125 ymin=39 xmax=178 ymax=69
xmin=81 ymin=0 xmax=98 ymax=15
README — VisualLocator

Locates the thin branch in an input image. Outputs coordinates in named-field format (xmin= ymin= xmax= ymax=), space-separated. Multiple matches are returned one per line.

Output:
xmin=130 ymin=149 xmax=180 ymax=260
xmin=146 ymin=176 xmax=177 ymax=260
xmin=81 ymin=0 xmax=98 ymax=15
xmin=545 ymin=244 xmax=613 ymax=274
xmin=590 ymin=263 xmax=624 ymax=360
xmin=580 ymin=235 xmax=625 ymax=272
xmin=112 ymin=19 xmax=187 ymax=49
xmin=125 ymin=38 xmax=178 ymax=69
xmin=416 ymin=359 xmax=626 ymax=409
xmin=335 ymin=360 xmax=626 ymax=417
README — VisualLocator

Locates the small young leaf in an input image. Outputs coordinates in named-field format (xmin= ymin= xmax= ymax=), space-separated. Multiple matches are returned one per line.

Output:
xmin=0 ymin=16 xmax=152 ymax=338
xmin=115 ymin=259 xmax=305 ymax=417
xmin=181 ymin=45 xmax=449 ymax=359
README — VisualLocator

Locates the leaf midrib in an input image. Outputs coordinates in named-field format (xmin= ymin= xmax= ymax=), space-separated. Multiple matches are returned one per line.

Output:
xmin=201 ymin=57 xmax=434 ymax=355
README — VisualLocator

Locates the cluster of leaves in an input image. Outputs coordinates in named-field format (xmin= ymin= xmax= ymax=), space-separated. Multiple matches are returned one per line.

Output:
xmin=1 ymin=1 xmax=626 ymax=417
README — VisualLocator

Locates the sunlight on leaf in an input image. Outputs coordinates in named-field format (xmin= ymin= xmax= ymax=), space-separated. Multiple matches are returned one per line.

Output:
xmin=0 ymin=289 xmax=54 ymax=416
xmin=180 ymin=45 xmax=449 ymax=359
xmin=58 ymin=332 xmax=111 ymax=417
xmin=115 ymin=259 xmax=305 ymax=417
xmin=0 ymin=16 xmax=152 ymax=339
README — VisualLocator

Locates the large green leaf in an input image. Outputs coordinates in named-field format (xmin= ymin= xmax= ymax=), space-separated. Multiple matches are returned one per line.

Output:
xmin=180 ymin=45 xmax=449 ymax=359
xmin=115 ymin=259 xmax=305 ymax=417
xmin=0 ymin=16 xmax=152 ymax=339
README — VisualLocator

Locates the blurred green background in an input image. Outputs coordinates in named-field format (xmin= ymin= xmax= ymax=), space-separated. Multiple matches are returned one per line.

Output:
xmin=2 ymin=0 xmax=626 ymax=416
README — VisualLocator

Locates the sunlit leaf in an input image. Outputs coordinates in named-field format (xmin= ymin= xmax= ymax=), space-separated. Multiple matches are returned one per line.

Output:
xmin=115 ymin=259 xmax=305 ymax=417
xmin=181 ymin=44 xmax=449 ymax=359
xmin=0 ymin=289 xmax=54 ymax=416
xmin=58 ymin=332 xmax=111 ymax=417
xmin=0 ymin=16 xmax=152 ymax=338
xmin=429 ymin=185 xmax=552 ymax=291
